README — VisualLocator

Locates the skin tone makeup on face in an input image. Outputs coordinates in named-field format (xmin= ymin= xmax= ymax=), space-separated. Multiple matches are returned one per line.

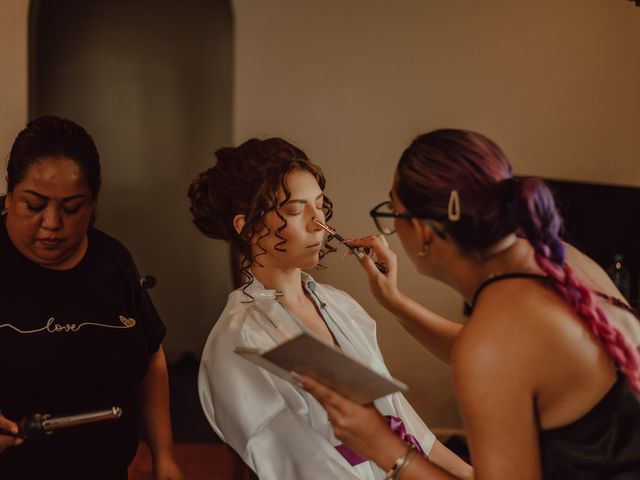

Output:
xmin=4 ymin=157 xmax=95 ymax=270
xmin=252 ymin=169 xmax=327 ymax=272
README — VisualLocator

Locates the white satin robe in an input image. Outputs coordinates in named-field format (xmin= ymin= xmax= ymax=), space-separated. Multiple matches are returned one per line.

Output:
xmin=198 ymin=273 xmax=436 ymax=479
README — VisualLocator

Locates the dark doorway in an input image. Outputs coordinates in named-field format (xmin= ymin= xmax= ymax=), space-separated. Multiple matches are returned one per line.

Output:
xmin=29 ymin=0 xmax=235 ymax=356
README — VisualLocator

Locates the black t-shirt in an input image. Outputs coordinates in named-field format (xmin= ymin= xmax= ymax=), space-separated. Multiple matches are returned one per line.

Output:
xmin=0 ymin=219 xmax=166 ymax=479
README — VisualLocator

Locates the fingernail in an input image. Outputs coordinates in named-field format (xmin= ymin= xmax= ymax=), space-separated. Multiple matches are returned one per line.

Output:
xmin=15 ymin=438 xmax=24 ymax=446
xmin=11 ymin=426 xmax=18 ymax=435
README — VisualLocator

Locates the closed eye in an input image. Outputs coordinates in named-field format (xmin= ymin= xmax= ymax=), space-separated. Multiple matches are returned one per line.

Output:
xmin=26 ymin=203 xmax=45 ymax=212
xmin=63 ymin=206 xmax=82 ymax=214
xmin=281 ymin=206 xmax=303 ymax=215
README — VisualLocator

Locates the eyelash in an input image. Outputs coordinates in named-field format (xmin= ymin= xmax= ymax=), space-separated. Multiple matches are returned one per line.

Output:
xmin=26 ymin=203 xmax=81 ymax=214
xmin=26 ymin=203 xmax=45 ymax=212
xmin=285 ymin=203 xmax=324 ymax=215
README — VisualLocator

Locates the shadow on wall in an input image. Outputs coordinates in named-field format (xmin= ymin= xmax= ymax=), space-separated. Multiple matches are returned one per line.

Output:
xmin=29 ymin=0 xmax=235 ymax=357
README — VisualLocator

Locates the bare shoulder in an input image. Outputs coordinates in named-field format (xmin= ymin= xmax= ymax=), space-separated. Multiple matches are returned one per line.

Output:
xmin=564 ymin=242 xmax=639 ymax=341
xmin=459 ymin=279 xmax=558 ymax=346
xmin=563 ymin=242 xmax=598 ymax=272
xmin=563 ymin=242 xmax=619 ymax=296
xmin=453 ymin=278 xmax=569 ymax=388
xmin=452 ymin=282 xmax=549 ymax=479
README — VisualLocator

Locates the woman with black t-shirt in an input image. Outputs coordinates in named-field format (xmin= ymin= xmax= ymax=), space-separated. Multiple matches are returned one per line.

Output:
xmin=0 ymin=116 xmax=182 ymax=480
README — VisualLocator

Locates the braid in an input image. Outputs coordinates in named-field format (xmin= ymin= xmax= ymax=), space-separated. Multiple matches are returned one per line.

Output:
xmin=536 ymin=251 xmax=640 ymax=395
xmin=515 ymin=179 xmax=640 ymax=395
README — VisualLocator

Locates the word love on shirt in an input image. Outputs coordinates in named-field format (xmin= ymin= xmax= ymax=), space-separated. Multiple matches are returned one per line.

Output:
xmin=0 ymin=315 xmax=137 ymax=334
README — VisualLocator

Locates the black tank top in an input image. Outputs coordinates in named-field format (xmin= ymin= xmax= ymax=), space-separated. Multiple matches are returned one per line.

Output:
xmin=471 ymin=273 xmax=640 ymax=479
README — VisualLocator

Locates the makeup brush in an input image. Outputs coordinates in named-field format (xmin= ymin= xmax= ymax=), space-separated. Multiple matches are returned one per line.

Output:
xmin=313 ymin=218 xmax=389 ymax=274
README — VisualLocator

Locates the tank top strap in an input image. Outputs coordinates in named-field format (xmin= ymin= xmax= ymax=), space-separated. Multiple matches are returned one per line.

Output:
xmin=469 ymin=272 xmax=549 ymax=312
xmin=593 ymin=291 xmax=640 ymax=320
xmin=468 ymin=271 xmax=640 ymax=320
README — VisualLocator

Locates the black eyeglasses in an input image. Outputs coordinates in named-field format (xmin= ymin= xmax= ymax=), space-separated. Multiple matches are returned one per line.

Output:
xmin=369 ymin=201 xmax=447 ymax=238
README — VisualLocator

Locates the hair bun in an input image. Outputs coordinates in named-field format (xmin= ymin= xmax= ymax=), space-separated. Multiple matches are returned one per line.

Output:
xmin=188 ymin=167 xmax=234 ymax=241
xmin=496 ymin=177 xmax=519 ymax=203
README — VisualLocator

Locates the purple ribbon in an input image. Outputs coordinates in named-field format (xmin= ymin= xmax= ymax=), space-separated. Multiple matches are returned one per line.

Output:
xmin=335 ymin=415 xmax=426 ymax=467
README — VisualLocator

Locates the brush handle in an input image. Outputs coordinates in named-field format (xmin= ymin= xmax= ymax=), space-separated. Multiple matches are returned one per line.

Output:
xmin=336 ymin=235 xmax=389 ymax=273
xmin=347 ymin=246 xmax=388 ymax=273
xmin=314 ymin=219 xmax=388 ymax=273
xmin=373 ymin=261 xmax=389 ymax=274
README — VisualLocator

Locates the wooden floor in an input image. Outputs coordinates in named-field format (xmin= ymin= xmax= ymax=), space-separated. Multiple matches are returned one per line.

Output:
xmin=129 ymin=433 xmax=469 ymax=479
xmin=129 ymin=442 xmax=252 ymax=480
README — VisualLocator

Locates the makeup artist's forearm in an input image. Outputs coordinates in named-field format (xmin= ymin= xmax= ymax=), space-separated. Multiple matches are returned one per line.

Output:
xmin=138 ymin=346 xmax=175 ymax=459
xmin=387 ymin=292 xmax=462 ymax=365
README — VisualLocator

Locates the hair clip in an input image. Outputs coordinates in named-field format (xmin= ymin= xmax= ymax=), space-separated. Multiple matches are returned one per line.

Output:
xmin=257 ymin=290 xmax=284 ymax=298
xmin=447 ymin=190 xmax=461 ymax=222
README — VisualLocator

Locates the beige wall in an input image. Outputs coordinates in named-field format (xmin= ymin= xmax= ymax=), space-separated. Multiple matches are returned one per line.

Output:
xmin=232 ymin=0 xmax=640 ymax=427
xmin=0 ymin=0 xmax=29 ymax=191
xmin=2 ymin=0 xmax=640 ymax=427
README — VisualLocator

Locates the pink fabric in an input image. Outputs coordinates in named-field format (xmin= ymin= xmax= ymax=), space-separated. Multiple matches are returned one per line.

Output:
xmin=335 ymin=415 xmax=426 ymax=467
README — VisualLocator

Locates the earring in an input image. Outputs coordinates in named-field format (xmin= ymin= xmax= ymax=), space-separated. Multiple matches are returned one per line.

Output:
xmin=0 ymin=207 xmax=7 ymax=216
xmin=417 ymin=242 xmax=429 ymax=257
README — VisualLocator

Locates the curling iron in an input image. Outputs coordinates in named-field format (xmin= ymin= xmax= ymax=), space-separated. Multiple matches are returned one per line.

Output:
xmin=1 ymin=406 xmax=122 ymax=440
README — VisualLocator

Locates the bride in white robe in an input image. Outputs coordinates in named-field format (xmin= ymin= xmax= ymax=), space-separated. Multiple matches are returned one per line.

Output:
xmin=188 ymin=137 xmax=472 ymax=480
xmin=199 ymin=273 xmax=442 ymax=479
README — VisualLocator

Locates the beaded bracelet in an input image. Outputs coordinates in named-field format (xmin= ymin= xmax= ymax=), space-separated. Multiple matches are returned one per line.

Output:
xmin=383 ymin=444 xmax=418 ymax=480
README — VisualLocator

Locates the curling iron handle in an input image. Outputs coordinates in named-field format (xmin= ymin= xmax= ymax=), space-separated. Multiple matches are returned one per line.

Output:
xmin=1 ymin=406 xmax=123 ymax=440
xmin=42 ymin=406 xmax=122 ymax=432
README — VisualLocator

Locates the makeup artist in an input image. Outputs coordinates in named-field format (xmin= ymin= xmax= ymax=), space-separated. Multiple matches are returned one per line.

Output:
xmin=0 ymin=116 xmax=182 ymax=480
xmin=301 ymin=129 xmax=640 ymax=480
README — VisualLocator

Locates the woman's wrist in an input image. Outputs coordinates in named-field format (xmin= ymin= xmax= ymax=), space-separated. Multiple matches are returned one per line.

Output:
xmin=383 ymin=444 xmax=419 ymax=480
xmin=372 ymin=435 xmax=409 ymax=472
xmin=381 ymin=289 xmax=405 ymax=314
xmin=150 ymin=443 xmax=175 ymax=462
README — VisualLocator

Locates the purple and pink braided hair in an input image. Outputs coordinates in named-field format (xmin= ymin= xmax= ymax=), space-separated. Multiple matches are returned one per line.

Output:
xmin=396 ymin=129 xmax=640 ymax=395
